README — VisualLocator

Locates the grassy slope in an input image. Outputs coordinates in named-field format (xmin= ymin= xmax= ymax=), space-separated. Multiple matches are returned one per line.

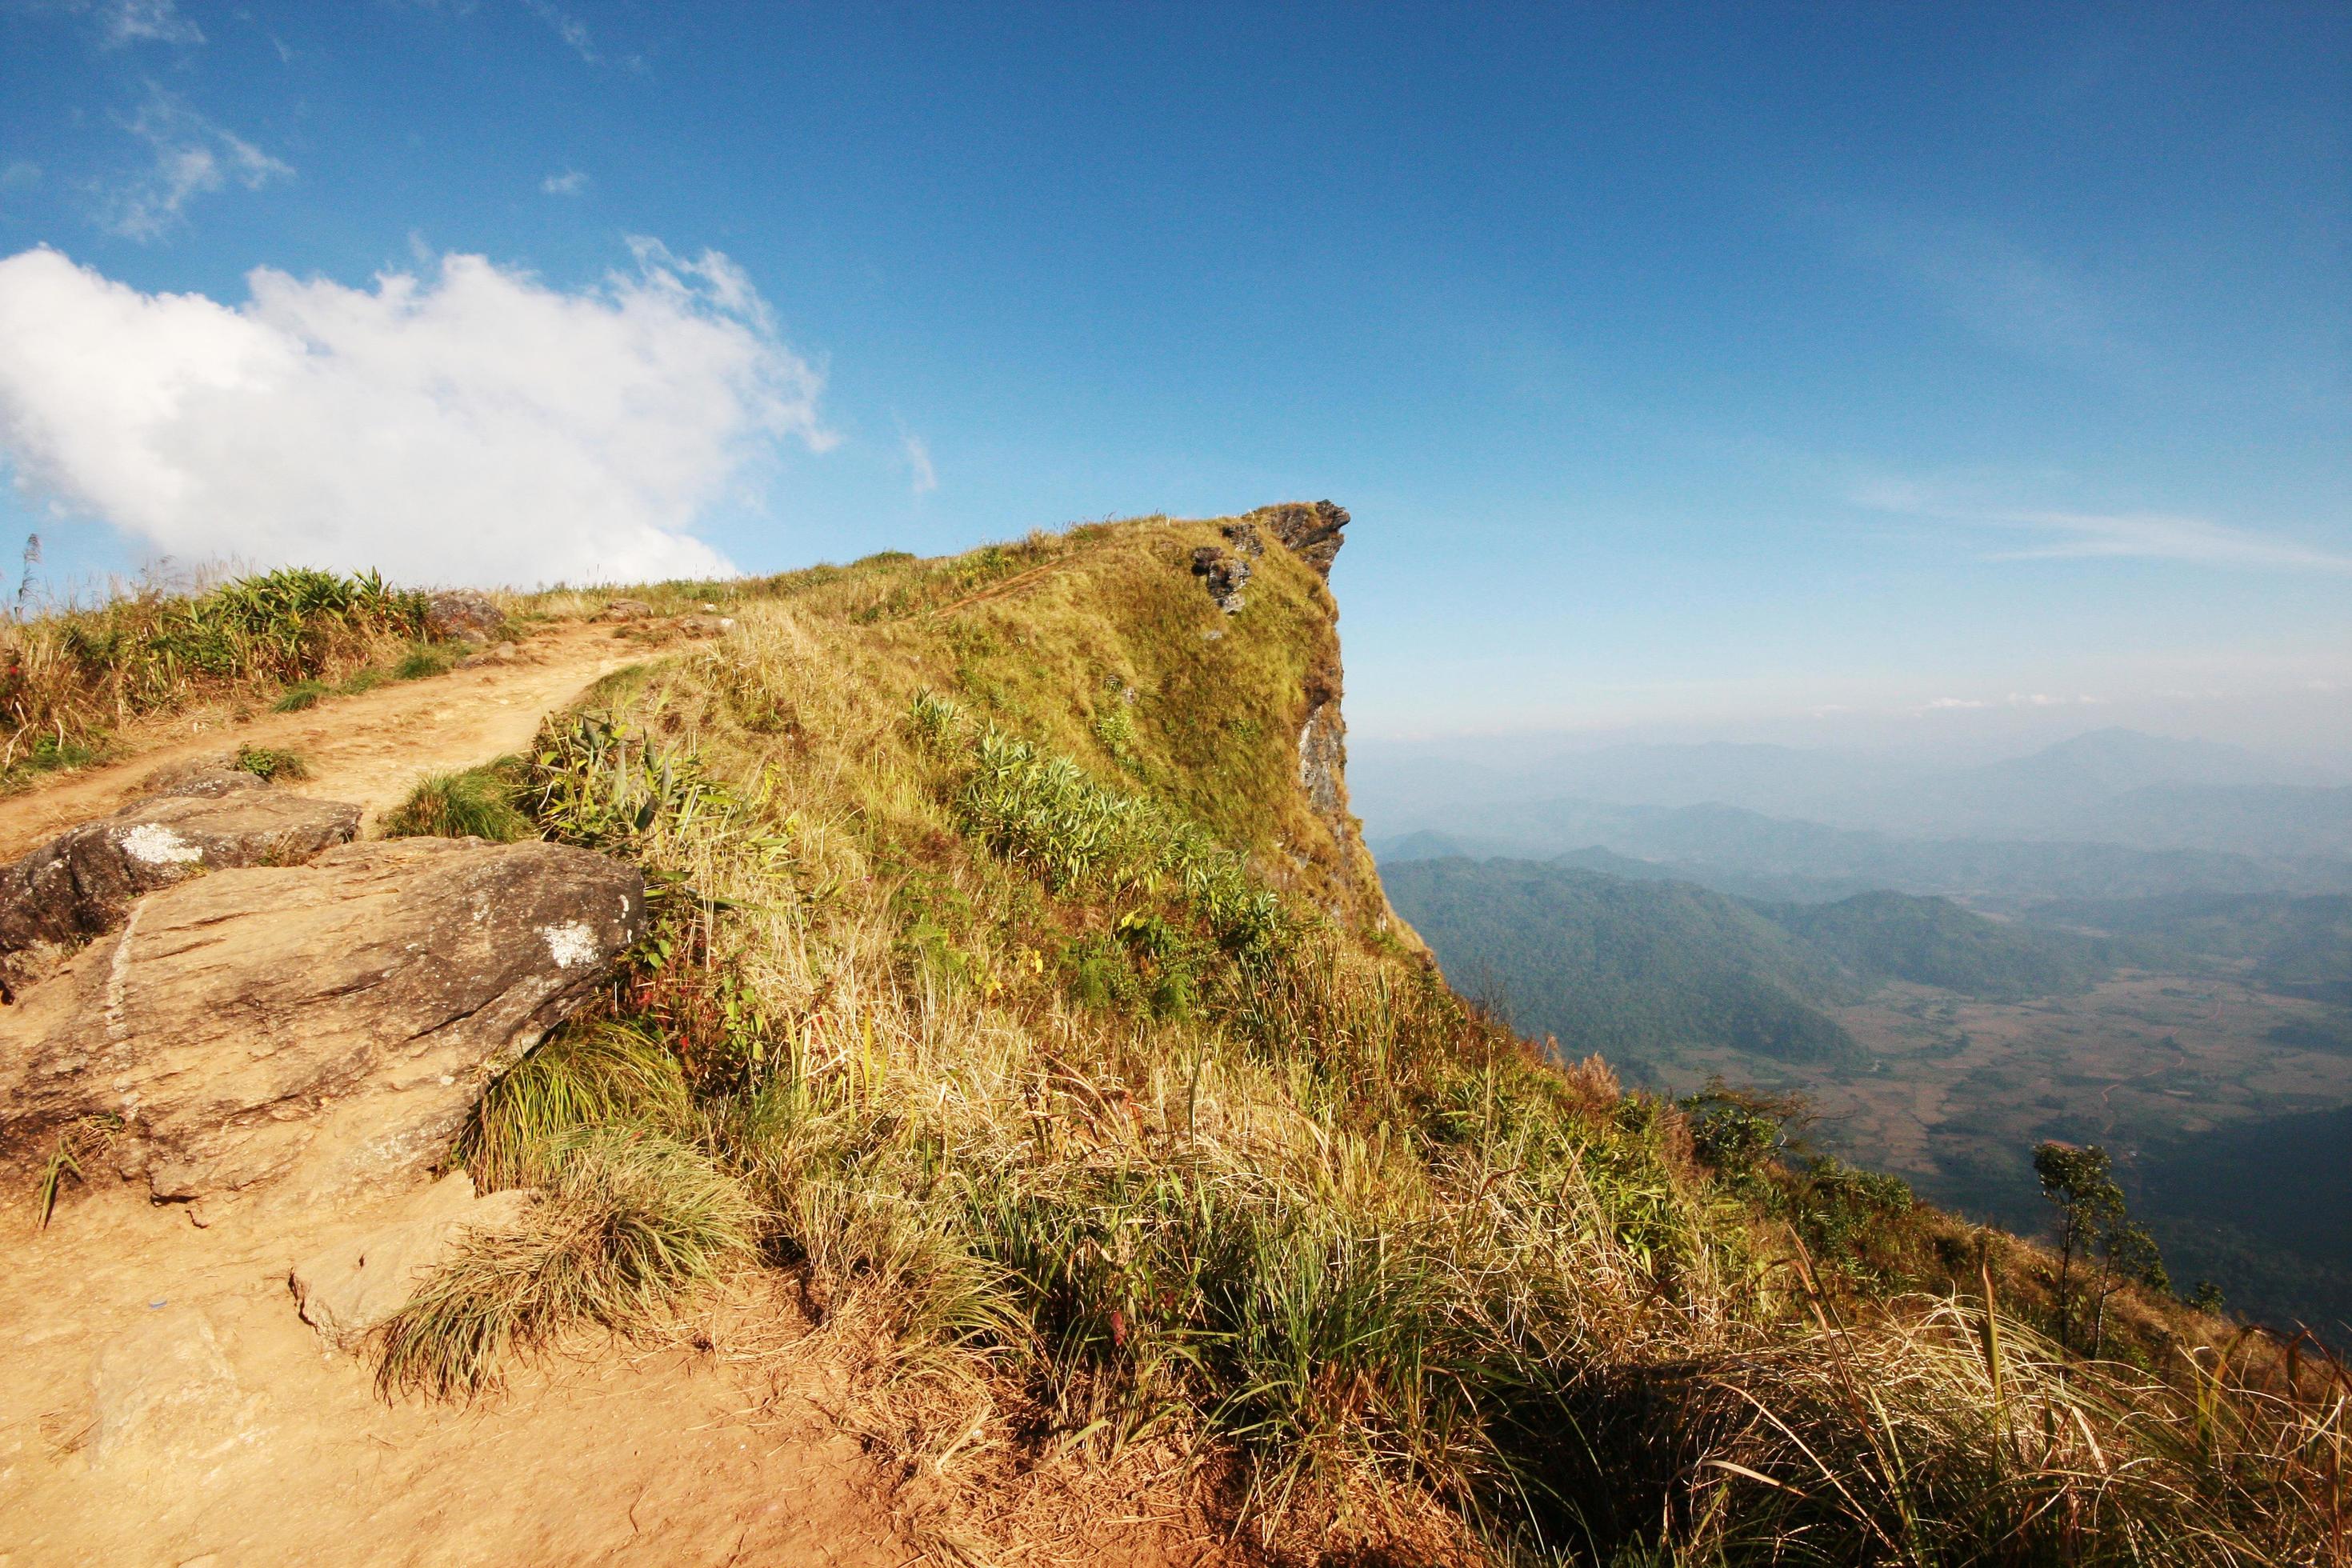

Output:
xmin=370 ymin=512 xmax=2345 ymax=1566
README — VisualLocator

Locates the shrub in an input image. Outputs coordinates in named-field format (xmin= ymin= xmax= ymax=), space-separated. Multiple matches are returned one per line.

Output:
xmin=381 ymin=761 xmax=533 ymax=842
xmin=233 ymin=743 xmax=310 ymax=782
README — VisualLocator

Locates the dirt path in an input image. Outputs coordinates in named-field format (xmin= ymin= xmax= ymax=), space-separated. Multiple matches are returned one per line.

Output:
xmin=0 ymin=622 xmax=684 ymax=859
xmin=0 ymin=1181 xmax=911 ymax=1568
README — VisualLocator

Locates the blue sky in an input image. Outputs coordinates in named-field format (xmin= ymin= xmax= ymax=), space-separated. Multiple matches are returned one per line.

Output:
xmin=1 ymin=2 xmax=2346 ymax=752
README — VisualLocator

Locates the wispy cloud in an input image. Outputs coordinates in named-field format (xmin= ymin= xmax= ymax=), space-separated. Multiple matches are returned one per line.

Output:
xmin=1853 ymin=476 xmax=2352 ymax=575
xmin=98 ymin=87 xmax=292 ymax=242
xmin=1924 ymin=693 xmax=2102 ymax=712
xmin=902 ymin=431 xmax=938 ymax=495
xmin=541 ymin=169 xmax=589 ymax=196
xmin=520 ymin=0 xmax=598 ymax=63
xmin=95 ymin=0 xmax=203 ymax=48
xmin=1822 ymin=203 xmax=2128 ymax=373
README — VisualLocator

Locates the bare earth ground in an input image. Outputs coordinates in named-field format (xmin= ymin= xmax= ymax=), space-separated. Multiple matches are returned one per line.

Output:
xmin=0 ymin=1182 xmax=910 ymax=1568
xmin=0 ymin=618 xmax=914 ymax=1566
xmin=0 ymin=619 xmax=674 ymax=860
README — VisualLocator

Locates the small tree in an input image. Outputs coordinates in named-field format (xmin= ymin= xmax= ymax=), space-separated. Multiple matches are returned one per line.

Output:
xmin=2034 ymin=1140 xmax=2169 ymax=1358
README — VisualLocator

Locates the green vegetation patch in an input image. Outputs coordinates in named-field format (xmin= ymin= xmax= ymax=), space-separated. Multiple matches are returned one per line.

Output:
xmin=233 ymin=742 xmax=310 ymax=782
xmin=382 ymin=758 xmax=534 ymax=842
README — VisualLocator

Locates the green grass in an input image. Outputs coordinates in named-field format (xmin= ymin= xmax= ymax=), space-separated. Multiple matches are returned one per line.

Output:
xmin=272 ymin=680 xmax=329 ymax=712
xmin=395 ymin=646 xmax=452 ymax=681
xmin=4 ymin=566 xmax=429 ymax=765
xmin=380 ymin=759 xmax=534 ymax=842
xmin=233 ymin=742 xmax=310 ymax=782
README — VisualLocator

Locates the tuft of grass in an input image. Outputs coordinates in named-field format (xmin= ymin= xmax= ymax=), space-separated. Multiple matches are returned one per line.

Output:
xmin=338 ymin=667 xmax=386 ymax=695
xmin=233 ymin=742 xmax=310 ymax=782
xmin=272 ymin=679 xmax=329 ymax=712
xmin=381 ymin=759 xmax=534 ymax=842
xmin=395 ymin=646 xmax=452 ymax=681
xmin=30 ymin=1114 xmax=124 ymax=1231
xmin=376 ymin=1125 xmax=757 ymax=1399
xmin=460 ymin=1022 xmax=694 ymax=1190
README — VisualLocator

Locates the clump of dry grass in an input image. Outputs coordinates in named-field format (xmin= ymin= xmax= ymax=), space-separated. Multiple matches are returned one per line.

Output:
xmin=381 ymin=758 xmax=534 ymax=843
xmin=377 ymin=1125 xmax=757 ymax=1399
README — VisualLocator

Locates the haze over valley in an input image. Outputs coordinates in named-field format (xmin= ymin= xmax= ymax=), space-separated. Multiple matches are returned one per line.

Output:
xmin=1363 ymin=725 xmax=2352 ymax=1334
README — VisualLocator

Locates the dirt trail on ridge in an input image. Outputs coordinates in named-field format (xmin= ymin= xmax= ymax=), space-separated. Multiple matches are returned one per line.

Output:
xmin=0 ymin=621 xmax=678 ymax=859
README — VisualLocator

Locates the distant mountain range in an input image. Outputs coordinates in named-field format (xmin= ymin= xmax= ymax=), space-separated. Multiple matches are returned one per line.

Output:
xmin=1373 ymin=801 xmax=2352 ymax=907
xmin=1354 ymin=727 xmax=2352 ymax=884
xmin=1381 ymin=858 xmax=2116 ymax=1079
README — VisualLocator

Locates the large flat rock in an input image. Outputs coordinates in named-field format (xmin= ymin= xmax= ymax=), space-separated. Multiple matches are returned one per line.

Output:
xmin=0 ymin=837 xmax=646 ymax=1208
xmin=0 ymin=781 xmax=362 ymax=996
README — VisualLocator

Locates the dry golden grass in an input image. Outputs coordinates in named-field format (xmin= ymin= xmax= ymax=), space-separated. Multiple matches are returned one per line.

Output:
xmin=370 ymin=514 xmax=2351 ymax=1566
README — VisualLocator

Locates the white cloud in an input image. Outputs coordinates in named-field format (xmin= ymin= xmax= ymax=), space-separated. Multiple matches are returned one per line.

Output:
xmin=541 ymin=169 xmax=589 ymax=196
xmin=1853 ymin=475 xmax=2352 ymax=575
xmin=0 ymin=241 xmax=835 ymax=587
xmin=102 ymin=87 xmax=291 ymax=241
xmin=96 ymin=0 xmax=204 ymax=47
xmin=901 ymin=431 xmax=937 ymax=495
xmin=1825 ymin=204 xmax=2122 ymax=370
xmin=520 ymin=0 xmax=597 ymax=62
xmin=1925 ymin=693 xmax=2102 ymax=713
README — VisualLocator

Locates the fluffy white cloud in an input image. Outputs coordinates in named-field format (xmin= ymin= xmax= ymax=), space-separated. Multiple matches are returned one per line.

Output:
xmin=0 ymin=241 xmax=833 ymax=586
xmin=541 ymin=169 xmax=589 ymax=196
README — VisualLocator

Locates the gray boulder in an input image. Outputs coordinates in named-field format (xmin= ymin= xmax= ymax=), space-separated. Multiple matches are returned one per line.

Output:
xmin=0 ymin=837 xmax=646 ymax=1208
xmin=0 ymin=786 xmax=362 ymax=998
xmin=425 ymin=588 xmax=503 ymax=644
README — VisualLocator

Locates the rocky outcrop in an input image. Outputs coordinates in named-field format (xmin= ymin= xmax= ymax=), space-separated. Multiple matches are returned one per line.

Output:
xmin=1250 ymin=500 xmax=1349 ymax=579
xmin=425 ymin=588 xmax=503 ymax=644
xmin=0 ymin=836 xmax=646 ymax=1210
xmin=291 ymin=1171 xmax=536 ymax=1348
xmin=0 ymin=784 xmax=362 ymax=998
xmin=1190 ymin=522 xmax=1270 ymax=614
xmin=1191 ymin=545 xmax=1251 ymax=613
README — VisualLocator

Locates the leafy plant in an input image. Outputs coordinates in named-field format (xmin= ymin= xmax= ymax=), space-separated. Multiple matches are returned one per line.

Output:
xmin=233 ymin=743 xmax=310 ymax=782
